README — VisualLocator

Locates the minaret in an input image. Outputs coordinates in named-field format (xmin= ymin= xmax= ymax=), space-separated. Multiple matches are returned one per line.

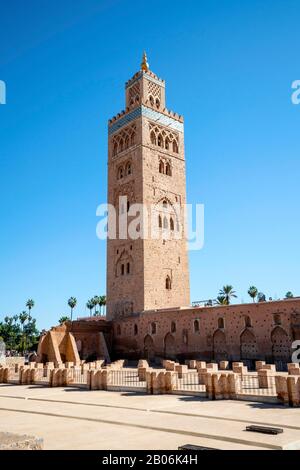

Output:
xmin=106 ymin=54 xmax=190 ymax=320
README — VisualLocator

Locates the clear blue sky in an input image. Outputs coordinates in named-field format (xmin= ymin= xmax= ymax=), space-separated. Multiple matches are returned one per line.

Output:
xmin=0 ymin=0 xmax=299 ymax=329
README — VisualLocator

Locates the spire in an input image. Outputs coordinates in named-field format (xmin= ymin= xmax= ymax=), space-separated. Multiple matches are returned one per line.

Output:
xmin=141 ymin=51 xmax=149 ymax=72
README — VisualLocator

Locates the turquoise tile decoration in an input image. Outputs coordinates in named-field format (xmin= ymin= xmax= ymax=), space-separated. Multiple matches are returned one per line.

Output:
xmin=109 ymin=106 xmax=183 ymax=136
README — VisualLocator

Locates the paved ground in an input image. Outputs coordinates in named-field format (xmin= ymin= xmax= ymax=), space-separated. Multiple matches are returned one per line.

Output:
xmin=0 ymin=384 xmax=300 ymax=450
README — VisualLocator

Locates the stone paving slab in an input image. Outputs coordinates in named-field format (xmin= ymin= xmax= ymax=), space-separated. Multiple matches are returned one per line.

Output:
xmin=1 ymin=385 xmax=300 ymax=450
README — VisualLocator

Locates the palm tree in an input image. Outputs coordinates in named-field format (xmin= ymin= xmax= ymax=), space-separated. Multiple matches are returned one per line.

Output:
xmin=68 ymin=297 xmax=77 ymax=320
xmin=248 ymin=286 xmax=258 ymax=303
xmin=98 ymin=295 xmax=106 ymax=315
xmin=92 ymin=296 xmax=100 ymax=315
xmin=216 ymin=295 xmax=227 ymax=305
xmin=19 ymin=311 xmax=29 ymax=354
xmin=86 ymin=299 xmax=94 ymax=317
xmin=26 ymin=299 xmax=35 ymax=316
xmin=59 ymin=316 xmax=70 ymax=325
xmin=285 ymin=291 xmax=294 ymax=299
xmin=218 ymin=285 xmax=237 ymax=305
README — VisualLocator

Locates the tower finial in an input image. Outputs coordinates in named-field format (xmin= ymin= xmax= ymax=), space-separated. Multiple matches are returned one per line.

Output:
xmin=141 ymin=51 xmax=149 ymax=72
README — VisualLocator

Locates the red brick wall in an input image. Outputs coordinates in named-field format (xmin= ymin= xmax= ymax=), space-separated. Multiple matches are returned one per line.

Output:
xmin=112 ymin=298 xmax=300 ymax=364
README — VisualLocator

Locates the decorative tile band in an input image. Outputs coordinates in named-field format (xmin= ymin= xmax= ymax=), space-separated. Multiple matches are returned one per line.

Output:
xmin=126 ymin=72 xmax=165 ymax=89
xmin=108 ymin=106 xmax=183 ymax=136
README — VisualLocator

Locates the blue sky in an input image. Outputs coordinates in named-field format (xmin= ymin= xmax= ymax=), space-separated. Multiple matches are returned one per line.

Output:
xmin=0 ymin=0 xmax=299 ymax=329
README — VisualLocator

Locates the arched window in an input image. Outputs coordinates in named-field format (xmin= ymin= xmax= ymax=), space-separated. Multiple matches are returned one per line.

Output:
xmin=159 ymin=160 xmax=164 ymax=174
xmin=165 ymin=138 xmax=170 ymax=150
xmin=157 ymin=134 xmax=163 ymax=147
xmin=126 ymin=262 xmax=130 ymax=274
xmin=116 ymin=324 xmax=121 ymax=336
xmin=150 ymin=131 xmax=156 ymax=145
xmin=165 ymin=162 xmax=171 ymax=176
xmin=119 ymin=139 xmax=124 ymax=152
xmin=162 ymin=199 xmax=168 ymax=209
xmin=126 ymin=162 xmax=132 ymax=176
xmin=155 ymin=98 xmax=160 ymax=109
xmin=170 ymin=217 xmax=174 ymax=231
xmin=194 ymin=319 xmax=200 ymax=332
xmin=149 ymin=95 xmax=154 ymax=106
xmin=121 ymin=264 xmax=125 ymax=276
xmin=218 ymin=318 xmax=225 ymax=329
xmin=182 ymin=330 xmax=188 ymax=345
xmin=113 ymin=142 xmax=118 ymax=156
xmin=158 ymin=215 xmax=162 ymax=228
xmin=172 ymin=140 xmax=178 ymax=153
xmin=171 ymin=321 xmax=176 ymax=333
xmin=118 ymin=166 xmax=124 ymax=179
xmin=134 ymin=324 xmax=138 ymax=336
xmin=125 ymin=136 xmax=129 ymax=149
xmin=130 ymin=132 xmax=135 ymax=146
xmin=166 ymin=276 xmax=171 ymax=290
xmin=151 ymin=322 xmax=157 ymax=335
xmin=245 ymin=316 xmax=252 ymax=328
xmin=163 ymin=216 xmax=168 ymax=229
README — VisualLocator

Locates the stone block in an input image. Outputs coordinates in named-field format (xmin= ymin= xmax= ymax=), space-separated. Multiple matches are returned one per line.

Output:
xmin=219 ymin=361 xmax=229 ymax=370
xmin=0 ymin=432 xmax=43 ymax=450
xmin=255 ymin=361 xmax=266 ymax=371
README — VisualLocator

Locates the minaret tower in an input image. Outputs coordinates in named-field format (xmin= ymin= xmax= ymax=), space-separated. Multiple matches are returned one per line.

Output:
xmin=106 ymin=53 xmax=190 ymax=320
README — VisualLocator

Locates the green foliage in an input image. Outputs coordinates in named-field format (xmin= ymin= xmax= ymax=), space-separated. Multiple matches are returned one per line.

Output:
xmin=59 ymin=316 xmax=71 ymax=325
xmin=285 ymin=291 xmax=294 ymax=299
xmin=67 ymin=297 xmax=77 ymax=320
xmin=0 ymin=312 xmax=39 ymax=352
xmin=248 ymin=286 xmax=258 ymax=302
xmin=218 ymin=285 xmax=237 ymax=305
xmin=216 ymin=295 xmax=228 ymax=305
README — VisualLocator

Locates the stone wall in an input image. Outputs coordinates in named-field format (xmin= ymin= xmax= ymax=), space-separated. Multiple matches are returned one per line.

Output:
xmin=112 ymin=298 xmax=300 ymax=364
xmin=5 ymin=357 xmax=25 ymax=366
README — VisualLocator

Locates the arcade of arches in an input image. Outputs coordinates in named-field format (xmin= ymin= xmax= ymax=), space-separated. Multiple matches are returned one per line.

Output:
xmin=112 ymin=299 xmax=300 ymax=367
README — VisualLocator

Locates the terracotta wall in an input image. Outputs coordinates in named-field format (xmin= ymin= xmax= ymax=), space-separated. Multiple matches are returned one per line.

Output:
xmin=112 ymin=298 xmax=300 ymax=365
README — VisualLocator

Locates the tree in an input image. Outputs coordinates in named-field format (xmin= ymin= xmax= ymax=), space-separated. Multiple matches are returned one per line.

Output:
xmin=86 ymin=299 xmax=94 ymax=317
xmin=285 ymin=291 xmax=294 ymax=299
xmin=101 ymin=295 xmax=107 ymax=316
xmin=23 ymin=318 xmax=40 ymax=351
xmin=59 ymin=316 xmax=70 ymax=325
xmin=92 ymin=296 xmax=100 ymax=315
xmin=248 ymin=286 xmax=258 ymax=303
xmin=218 ymin=285 xmax=237 ymax=305
xmin=19 ymin=311 xmax=29 ymax=354
xmin=26 ymin=299 xmax=35 ymax=316
xmin=216 ymin=295 xmax=227 ymax=305
xmin=68 ymin=297 xmax=77 ymax=320
xmin=0 ymin=314 xmax=40 ymax=353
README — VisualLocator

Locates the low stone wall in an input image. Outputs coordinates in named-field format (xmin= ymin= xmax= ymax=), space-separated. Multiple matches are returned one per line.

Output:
xmin=5 ymin=357 xmax=25 ymax=367
xmin=0 ymin=432 xmax=43 ymax=450
xmin=1 ymin=360 xmax=300 ymax=407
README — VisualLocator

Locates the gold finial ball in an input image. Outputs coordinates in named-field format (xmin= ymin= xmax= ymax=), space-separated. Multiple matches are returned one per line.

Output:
xmin=141 ymin=51 xmax=149 ymax=72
